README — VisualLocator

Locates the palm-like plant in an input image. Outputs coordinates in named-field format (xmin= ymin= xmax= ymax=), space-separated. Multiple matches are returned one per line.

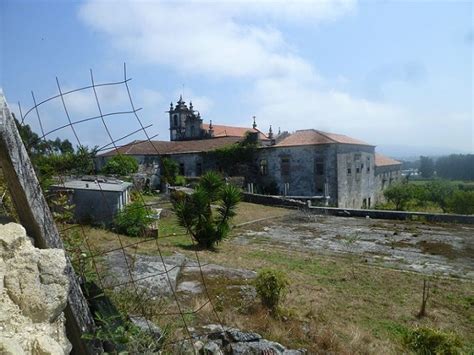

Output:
xmin=173 ymin=171 xmax=241 ymax=248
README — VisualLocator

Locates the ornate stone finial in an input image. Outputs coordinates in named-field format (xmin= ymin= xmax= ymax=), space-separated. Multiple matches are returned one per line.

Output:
xmin=170 ymin=102 xmax=174 ymax=110
xmin=209 ymin=120 xmax=214 ymax=137
xmin=252 ymin=116 xmax=257 ymax=129
xmin=268 ymin=125 xmax=273 ymax=139
xmin=189 ymin=101 xmax=193 ymax=110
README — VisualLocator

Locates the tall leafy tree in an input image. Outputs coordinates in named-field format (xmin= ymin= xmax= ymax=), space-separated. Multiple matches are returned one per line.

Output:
xmin=419 ymin=156 xmax=435 ymax=178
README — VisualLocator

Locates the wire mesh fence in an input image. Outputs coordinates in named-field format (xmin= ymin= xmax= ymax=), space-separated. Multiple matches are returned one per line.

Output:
xmin=10 ymin=64 xmax=228 ymax=353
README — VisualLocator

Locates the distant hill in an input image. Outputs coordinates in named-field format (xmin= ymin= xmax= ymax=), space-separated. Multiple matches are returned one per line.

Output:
xmin=376 ymin=144 xmax=471 ymax=161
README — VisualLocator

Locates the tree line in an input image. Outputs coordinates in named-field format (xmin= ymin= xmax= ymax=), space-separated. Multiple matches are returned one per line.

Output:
xmin=418 ymin=154 xmax=474 ymax=180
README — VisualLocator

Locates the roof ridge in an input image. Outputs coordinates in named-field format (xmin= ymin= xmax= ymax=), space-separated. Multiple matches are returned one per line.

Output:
xmin=313 ymin=130 xmax=338 ymax=143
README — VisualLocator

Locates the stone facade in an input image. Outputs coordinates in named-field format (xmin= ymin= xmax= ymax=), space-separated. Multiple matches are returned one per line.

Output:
xmin=98 ymin=98 xmax=402 ymax=208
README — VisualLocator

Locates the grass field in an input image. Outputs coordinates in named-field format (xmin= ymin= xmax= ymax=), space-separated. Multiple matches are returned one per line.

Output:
xmin=80 ymin=197 xmax=473 ymax=354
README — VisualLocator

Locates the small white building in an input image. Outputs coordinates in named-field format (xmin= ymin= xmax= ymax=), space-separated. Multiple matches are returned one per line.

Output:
xmin=50 ymin=177 xmax=132 ymax=224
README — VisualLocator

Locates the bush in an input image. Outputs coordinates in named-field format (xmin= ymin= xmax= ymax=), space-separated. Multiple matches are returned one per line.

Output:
xmin=404 ymin=327 xmax=462 ymax=355
xmin=102 ymin=154 xmax=139 ymax=176
xmin=446 ymin=190 xmax=474 ymax=215
xmin=114 ymin=201 xmax=153 ymax=237
xmin=174 ymin=175 xmax=186 ymax=186
xmin=255 ymin=268 xmax=289 ymax=313
xmin=173 ymin=171 xmax=240 ymax=248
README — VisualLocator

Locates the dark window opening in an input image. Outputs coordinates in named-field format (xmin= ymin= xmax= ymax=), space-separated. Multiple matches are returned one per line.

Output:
xmin=173 ymin=114 xmax=178 ymax=126
xmin=196 ymin=162 xmax=202 ymax=176
xmin=347 ymin=167 xmax=352 ymax=175
xmin=191 ymin=126 xmax=195 ymax=136
xmin=179 ymin=163 xmax=185 ymax=176
xmin=260 ymin=159 xmax=268 ymax=176
xmin=281 ymin=157 xmax=290 ymax=176
xmin=316 ymin=162 xmax=324 ymax=176
xmin=356 ymin=167 xmax=360 ymax=174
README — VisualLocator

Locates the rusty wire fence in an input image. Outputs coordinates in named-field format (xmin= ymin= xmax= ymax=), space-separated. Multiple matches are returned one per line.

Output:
xmin=15 ymin=64 xmax=227 ymax=353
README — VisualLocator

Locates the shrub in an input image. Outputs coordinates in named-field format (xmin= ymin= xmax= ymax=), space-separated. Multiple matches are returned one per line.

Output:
xmin=446 ymin=190 xmax=474 ymax=215
xmin=102 ymin=154 xmax=139 ymax=176
xmin=173 ymin=171 xmax=240 ymax=248
xmin=174 ymin=175 xmax=186 ymax=186
xmin=114 ymin=201 xmax=153 ymax=237
xmin=403 ymin=327 xmax=462 ymax=355
xmin=255 ymin=268 xmax=289 ymax=313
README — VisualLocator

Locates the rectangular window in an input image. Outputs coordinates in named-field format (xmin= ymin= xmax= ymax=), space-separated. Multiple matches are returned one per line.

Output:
xmin=179 ymin=163 xmax=185 ymax=176
xmin=356 ymin=167 xmax=360 ymax=174
xmin=281 ymin=157 xmax=290 ymax=176
xmin=260 ymin=159 xmax=268 ymax=176
xmin=196 ymin=162 xmax=202 ymax=176
xmin=315 ymin=157 xmax=324 ymax=176
xmin=347 ymin=167 xmax=352 ymax=175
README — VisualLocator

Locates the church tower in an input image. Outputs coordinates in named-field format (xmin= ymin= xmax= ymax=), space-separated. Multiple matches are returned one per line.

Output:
xmin=168 ymin=96 xmax=203 ymax=141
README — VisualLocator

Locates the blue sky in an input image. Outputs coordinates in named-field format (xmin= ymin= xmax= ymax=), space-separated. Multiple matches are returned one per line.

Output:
xmin=1 ymin=0 xmax=472 ymax=157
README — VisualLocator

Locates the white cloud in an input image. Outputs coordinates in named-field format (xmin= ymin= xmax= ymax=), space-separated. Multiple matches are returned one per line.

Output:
xmin=78 ymin=0 xmax=349 ymax=79
xmin=78 ymin=0 xmax=472 ymax=152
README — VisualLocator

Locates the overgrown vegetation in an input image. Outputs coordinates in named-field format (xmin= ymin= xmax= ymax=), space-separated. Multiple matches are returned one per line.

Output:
xmin=210 ymin=132 xmax=258 ymax=176
xmin=255 ymin=268 xmax=289 ymax=314
xmin=15 ymin=116 xmax=98 ymax=188
xmin=173 ymin=171 xmax=241 ymax=248
xmin=160 ymin=157 xmax=179 ymax=185
xmin=101 ymin=154 xmax=139 ymax=176
xmin=381 ymin=180 xmax=474 ymax=214
xmin=403 ymin=327 xmax=462 ymax=355
xmin=114 ymin=201 xmax=153 ymax=237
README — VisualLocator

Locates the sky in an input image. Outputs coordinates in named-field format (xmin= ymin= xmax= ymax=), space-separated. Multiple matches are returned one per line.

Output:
xmin=1 ymin=0 xmax=473 ymax=157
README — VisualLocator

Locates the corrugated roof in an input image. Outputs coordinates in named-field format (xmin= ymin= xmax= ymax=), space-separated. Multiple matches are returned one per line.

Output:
xmin=375 ymin=153 xmax=402 ymax=167
xmin=275 ymin=129 xmax=372 ymax=147
xmin=202 ymin=123 xmax=269 ymax=140
xmin=99 ymin=137 xmax=241 ymax=157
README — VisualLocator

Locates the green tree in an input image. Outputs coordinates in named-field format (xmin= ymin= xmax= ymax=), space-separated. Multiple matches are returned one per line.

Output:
xmin=436 ymin=154 xmax=474 ymax=180
xmin=173 ymin=171 xmax=241 ymax=248
xmin=384 ymin=183 xmax=417 ymax=210
xmin=160 ymin=158 xmax=179 ymax=185
xmin=446 ymin=190 xmax=474 ymax=215
xmin=425 ymin=180 xmax=454 ymax=213
xmin=419 ymin=156 xmax=435 ymax=178
xmin=102 ymin=154 xmax=139 ymax=176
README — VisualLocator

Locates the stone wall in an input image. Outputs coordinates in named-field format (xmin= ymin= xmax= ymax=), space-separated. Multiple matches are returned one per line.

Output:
xmin=0 ymin=223 xmax=72 ymax=354
xmin=335 ymin=144 xmax=376 ymax=209
xmin=374 ymin=165 xmax=403 ymax=204
xmin=256 ymin=144 xmax=339 ymax=202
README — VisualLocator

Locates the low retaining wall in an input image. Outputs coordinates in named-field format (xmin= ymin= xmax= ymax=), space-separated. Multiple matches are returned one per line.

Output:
xmin=243 ymin=193 xmax=474 ymax=224
xmin=242 ymin=193 xmax=307 ymax=209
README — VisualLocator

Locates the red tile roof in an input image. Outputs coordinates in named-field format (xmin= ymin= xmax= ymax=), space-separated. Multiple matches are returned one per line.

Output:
xmin=202 ymin=123 xmax=269 ymax=140
xmin=275 ymin=129 xmax=372 ymax=147
xmin=99 ymin=137 xmax=241 ymax=157
xmin=375 ymin=153 xmax=402 ymax=167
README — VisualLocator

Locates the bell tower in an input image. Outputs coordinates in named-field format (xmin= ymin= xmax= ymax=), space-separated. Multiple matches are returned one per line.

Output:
xmin=168 ymin=96 xmax=204 ymax=141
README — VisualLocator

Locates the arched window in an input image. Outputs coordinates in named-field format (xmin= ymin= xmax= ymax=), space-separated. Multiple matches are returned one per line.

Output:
xmin=173 ymin=114 xmax=178 ymax=126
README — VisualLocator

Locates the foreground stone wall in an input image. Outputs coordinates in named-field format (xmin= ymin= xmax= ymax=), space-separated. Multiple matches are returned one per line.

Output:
xmin=0 ymin=223 xmax=72 ymax=354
